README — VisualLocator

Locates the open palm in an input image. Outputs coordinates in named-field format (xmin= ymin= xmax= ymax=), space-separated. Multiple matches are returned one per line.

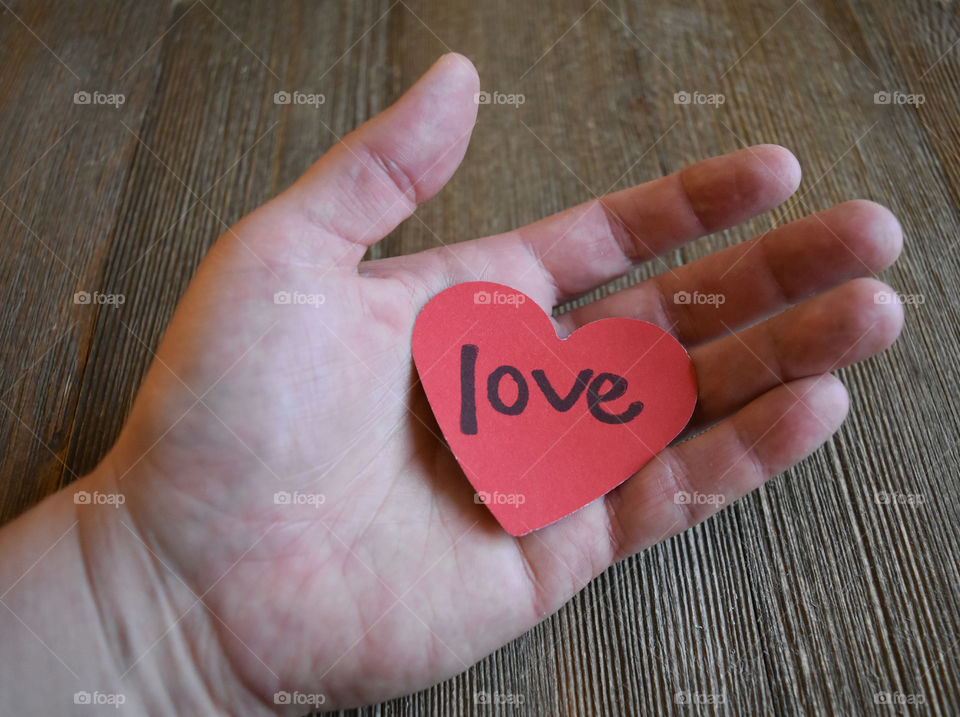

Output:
xmin=91 ymin=54 xmax=903 ymax=712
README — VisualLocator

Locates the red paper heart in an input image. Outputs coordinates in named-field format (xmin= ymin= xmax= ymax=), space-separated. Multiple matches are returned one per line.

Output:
xmin=412 ymin=281 xmax=697 ymax=536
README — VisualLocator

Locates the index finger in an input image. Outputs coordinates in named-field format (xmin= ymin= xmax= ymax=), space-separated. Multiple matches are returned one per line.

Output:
xmin=444 ymin=144 xmax=802 ymax=305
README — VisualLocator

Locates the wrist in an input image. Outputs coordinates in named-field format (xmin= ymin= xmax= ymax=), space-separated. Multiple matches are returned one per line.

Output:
xmin=0 ymin=460 xmax=253 ymax=714
xmin=74 ymin=460 xmax=201 ymax=713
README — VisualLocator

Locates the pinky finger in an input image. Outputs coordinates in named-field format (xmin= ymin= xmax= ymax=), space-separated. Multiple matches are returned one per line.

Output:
xmin=606 ymin=374 xmax=850 ymax=560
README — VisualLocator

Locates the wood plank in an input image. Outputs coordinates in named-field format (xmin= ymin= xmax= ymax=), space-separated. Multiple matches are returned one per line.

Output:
xmin=0 ymin=0 xmax=176 ymax=521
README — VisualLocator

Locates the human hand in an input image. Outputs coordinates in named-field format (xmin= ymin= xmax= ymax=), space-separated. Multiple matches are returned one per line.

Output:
xmin=3 ymin=53 xmax=903 ymax=713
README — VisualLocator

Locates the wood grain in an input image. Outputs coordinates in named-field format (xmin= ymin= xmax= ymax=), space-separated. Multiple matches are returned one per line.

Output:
xmin=1 ymin=0 xmax=958 ymax=714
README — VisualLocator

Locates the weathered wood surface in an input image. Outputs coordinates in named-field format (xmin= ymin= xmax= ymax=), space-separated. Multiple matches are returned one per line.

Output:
xmin=1 ymin=0 xmax=958 ymax=714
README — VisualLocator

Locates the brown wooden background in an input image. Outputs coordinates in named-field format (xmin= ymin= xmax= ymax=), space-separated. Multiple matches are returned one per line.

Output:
xmin=1 ymin=1 xmax=959 ymax=714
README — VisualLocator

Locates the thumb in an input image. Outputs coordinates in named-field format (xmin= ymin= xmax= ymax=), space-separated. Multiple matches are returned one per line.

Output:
xmin=269 ymin=53 xmax=479 ymax=266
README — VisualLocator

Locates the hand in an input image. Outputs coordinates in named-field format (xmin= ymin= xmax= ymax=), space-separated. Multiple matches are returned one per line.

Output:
xmin=3 ymin=53 xmax=903 ymax=713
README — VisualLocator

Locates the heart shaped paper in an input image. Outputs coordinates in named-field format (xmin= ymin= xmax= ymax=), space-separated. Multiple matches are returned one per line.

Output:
xmin=412 ymin=281 xmax=697 ymax=536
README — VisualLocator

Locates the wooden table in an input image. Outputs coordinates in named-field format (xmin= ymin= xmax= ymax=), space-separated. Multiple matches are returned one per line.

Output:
xmin=1 ymin=1 xmax=958 ymax=714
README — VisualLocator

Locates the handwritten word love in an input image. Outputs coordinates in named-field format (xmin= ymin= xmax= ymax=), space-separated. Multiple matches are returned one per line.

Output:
xmin=458 ymin=344 xmax=644 ymax=435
